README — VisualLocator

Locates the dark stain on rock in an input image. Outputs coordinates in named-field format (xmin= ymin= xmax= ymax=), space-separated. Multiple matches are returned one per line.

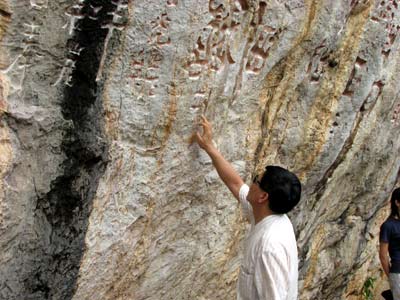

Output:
xmin=29 ymin=1 xmax=123 ymax=299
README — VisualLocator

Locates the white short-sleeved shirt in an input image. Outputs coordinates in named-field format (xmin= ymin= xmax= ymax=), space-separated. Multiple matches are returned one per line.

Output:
xmin=237 ymin=184 xmax=298 ymax=300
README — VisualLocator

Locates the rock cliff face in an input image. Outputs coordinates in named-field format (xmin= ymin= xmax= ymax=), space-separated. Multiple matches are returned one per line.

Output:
xmin=0 ymin=0 xmax=399 ymax=299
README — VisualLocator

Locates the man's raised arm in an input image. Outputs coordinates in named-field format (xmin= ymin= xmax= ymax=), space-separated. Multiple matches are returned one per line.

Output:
xmin=194 ymin=115 xmax=244 ymax=201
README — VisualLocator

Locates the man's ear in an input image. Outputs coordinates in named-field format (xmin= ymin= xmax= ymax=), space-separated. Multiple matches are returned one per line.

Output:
xmin=257 ymin=192 xmax=269 ymax=204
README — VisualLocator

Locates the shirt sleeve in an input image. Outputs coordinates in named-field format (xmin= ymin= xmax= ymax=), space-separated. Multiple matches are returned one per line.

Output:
xmin=239 ymin=184 xmax=254 ymax=225
xmin=380 ymin=221 xmax=391 ymax=243
xmin=254 ymin=248 xmax=290 ymax=300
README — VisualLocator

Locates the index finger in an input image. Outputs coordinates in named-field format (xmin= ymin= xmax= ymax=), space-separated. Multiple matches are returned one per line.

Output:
xmin=200 ymin=115 xmax=210 ymax=124
xmin=198 ymin=120 xmax=208 ymax=130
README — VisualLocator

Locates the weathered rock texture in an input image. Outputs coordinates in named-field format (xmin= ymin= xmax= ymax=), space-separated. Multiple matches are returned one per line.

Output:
xmin=0 ymin=0 xmax=399 ymax=299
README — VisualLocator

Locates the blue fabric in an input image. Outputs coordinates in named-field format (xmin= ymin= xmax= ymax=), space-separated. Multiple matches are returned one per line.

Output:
xmin=380 ymin=218 xmax=400 ymax=273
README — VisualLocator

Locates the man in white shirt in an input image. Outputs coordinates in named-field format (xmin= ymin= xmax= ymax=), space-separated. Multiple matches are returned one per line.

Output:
xmin=194 ymin=115 xmax=301 ymax=300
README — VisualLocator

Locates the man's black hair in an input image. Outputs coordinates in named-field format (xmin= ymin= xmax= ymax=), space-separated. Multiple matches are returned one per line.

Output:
xmin=390 ymin=187 xmax=400 ymax=219
xmin=259 ymin=165 xmax=301 ymax=214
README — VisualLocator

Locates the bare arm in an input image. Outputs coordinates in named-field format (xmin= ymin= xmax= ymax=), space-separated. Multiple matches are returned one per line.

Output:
xmin=194 ymin=115 xmax=244 ymax=201
xmin=379 ymin=242 xmax=390 ymax=277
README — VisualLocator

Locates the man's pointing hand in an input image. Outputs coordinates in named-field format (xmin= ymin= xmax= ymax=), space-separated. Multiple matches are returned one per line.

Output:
xmin=195 ymin=115 xmax=214 ymax=151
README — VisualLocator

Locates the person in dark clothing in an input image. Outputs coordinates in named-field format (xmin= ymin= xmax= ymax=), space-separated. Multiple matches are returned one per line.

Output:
xmin=380 ymin=188 xmax=400 ymax=300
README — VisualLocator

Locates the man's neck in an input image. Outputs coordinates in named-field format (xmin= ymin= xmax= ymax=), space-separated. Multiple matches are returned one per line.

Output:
xmin=253 ymin=207 xmax=274 ymax=225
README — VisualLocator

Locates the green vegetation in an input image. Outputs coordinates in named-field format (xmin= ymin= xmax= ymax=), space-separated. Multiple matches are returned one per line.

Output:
xmin=362 ymin=277 xmax=376 ymax=300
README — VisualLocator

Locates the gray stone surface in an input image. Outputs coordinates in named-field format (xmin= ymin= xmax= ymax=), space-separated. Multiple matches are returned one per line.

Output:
xmin=0 ymin=0 xmax=399 ymax=299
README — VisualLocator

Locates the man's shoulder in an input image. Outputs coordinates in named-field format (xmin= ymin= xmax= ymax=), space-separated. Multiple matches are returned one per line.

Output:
xmin=270 ymin=214 xmax=295 ymax=234
xmin=382 ymin=218 xmax=400 ymax=230
xmin=259 ymin=216 xmax=296 ymax=252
